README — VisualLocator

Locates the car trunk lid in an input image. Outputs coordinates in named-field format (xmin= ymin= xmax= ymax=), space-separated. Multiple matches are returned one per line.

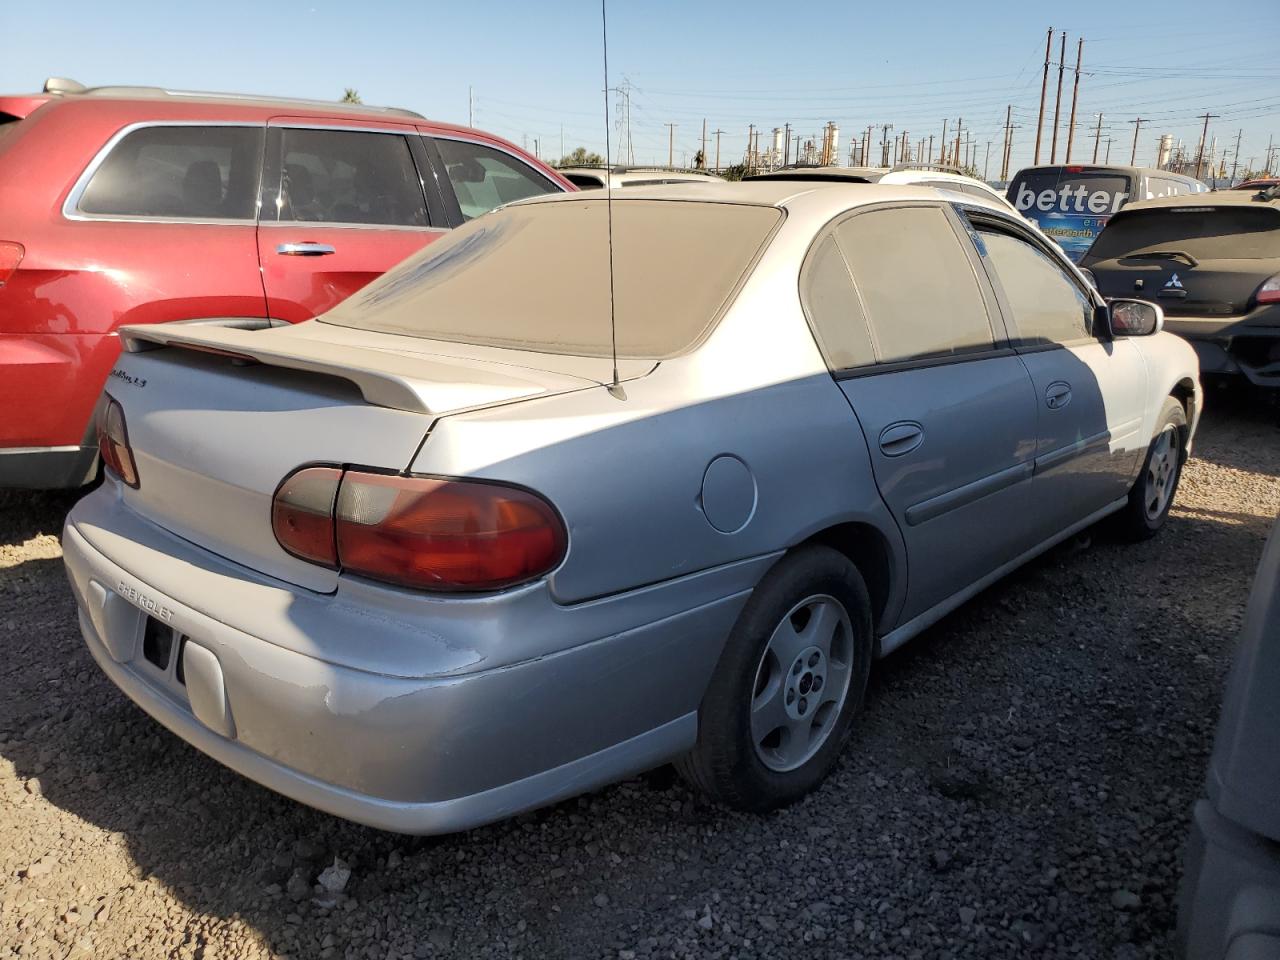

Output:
xmin=110 ymin=319 xmax=623 ymax=592
xmin=1083 ymin=203 xmax=1280 ymax=316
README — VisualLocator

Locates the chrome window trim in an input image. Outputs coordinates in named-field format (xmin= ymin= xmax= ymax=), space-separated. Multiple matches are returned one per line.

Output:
xmin=62 ymin=120 xmax=266 ymax=224
xmin=269 ymin=121 xmax=420 ymax=136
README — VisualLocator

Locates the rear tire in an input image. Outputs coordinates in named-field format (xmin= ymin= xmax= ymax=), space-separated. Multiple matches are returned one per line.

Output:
xmin=676 ymin=546 xmax=873 ymax=812
xmin=1115 ymin=396 xmax=1186 ymax=541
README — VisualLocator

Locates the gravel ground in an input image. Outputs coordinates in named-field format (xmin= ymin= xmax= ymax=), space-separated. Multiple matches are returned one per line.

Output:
xmin=1 ymin=389 xmax=1277 ymax=960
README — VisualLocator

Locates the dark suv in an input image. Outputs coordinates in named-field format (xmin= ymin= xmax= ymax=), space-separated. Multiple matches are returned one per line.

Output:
xmin=1081 ymin=191 xmax=1280 ymax=385
xmin=0 ymin=79 xmax=570 ymax=488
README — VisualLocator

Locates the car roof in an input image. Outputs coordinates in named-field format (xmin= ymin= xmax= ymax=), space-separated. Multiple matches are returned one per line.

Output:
xmin=4 ymin=80 xmax=424 ymax=123
xmin=1012 ymin=163 xmax=1202 ymax=181
xmin=560 ymin=167 xmax=722 ymax=184
xmin=748 ymin=166 xmax=890 ymax=182
xmin=515 ymin=180 xmax=1014 ymax=219
xmin=1118 ymin=192 xmax=1280 ymax=213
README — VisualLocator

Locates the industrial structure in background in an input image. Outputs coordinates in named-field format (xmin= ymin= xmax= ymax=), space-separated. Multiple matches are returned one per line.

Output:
xmin=531 ymin=23 xmax=1275 ymax=186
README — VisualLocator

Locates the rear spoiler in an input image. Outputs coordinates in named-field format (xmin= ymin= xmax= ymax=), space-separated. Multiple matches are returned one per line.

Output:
xmin=118 ymin=318 xmax=583 ymax=416
xmin=0 ymin=95 xmax=54 ymax=120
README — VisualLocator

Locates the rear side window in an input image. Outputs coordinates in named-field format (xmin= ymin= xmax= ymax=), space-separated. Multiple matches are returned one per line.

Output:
xmin=435 ymin=139 xmax=558 ymax=220
xmin=978 ymin=229 xmax=1093 ymax=345
xmin=274 ymin=129 xmax=427 ymax=226
xmin=77 ymin=125 xmax=264 ymax=220
xmin=800 ymin=235 xmax=876 ymax=369
xmin=1087 ymin=207 xmax=1280 ymax=261
xmin=832 ymin=206 xmax=994 ymax=364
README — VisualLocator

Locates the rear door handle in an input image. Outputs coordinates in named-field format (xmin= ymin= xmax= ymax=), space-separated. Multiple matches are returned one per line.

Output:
xmin=1045 ymin=381 xmax=1072 ymax=410
xmin=276 ymin=242 xmax=336 ymax=256
xmin=879 ymin=421 xmax=924 ymax=457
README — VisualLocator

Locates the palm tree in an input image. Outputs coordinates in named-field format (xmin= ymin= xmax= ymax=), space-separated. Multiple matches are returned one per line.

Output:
xmin=341 ymin=88 xmax=362 ymax=104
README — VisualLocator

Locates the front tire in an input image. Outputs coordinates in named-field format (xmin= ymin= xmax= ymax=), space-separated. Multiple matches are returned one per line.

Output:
xmin=676 ymin=546 xmax=873 ymax=812
xmin=1115 ymin=396 xmax=1186 ymax=541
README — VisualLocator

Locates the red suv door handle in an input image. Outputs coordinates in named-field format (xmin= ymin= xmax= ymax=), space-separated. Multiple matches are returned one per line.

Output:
xmin=276 ymin=242 xmax=336 ymax=257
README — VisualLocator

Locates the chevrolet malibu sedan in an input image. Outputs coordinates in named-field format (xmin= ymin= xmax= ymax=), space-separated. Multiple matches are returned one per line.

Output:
xmin=63 ymin=182 xmax=1201 ymax=834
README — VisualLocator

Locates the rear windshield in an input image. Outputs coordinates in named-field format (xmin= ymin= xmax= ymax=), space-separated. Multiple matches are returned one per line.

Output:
xmin=0 ymin=116 xmax=20 ymax=147
xmin=321 ymin=198 xmax=783 ymax=359
xmin=1009 ymin=170 xmax=1132 ymax=217
xmin=1087 ymin=206 xmax=1280 ymax=261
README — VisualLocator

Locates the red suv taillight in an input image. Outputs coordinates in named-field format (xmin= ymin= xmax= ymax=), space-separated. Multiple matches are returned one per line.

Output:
xmin=272 ymin=467 xmax=567 ymax=592
xmin=0 ymin=242 xmax=23 ymax=286
xmin=1258 ymin=275 xmax=1280 ymax=305
xmin=96 ymin=394 xmax=139 ymax=487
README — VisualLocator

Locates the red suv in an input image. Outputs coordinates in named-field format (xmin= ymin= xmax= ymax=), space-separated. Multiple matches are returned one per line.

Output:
xmin=0 ymin=80 xmax=572 ymax=488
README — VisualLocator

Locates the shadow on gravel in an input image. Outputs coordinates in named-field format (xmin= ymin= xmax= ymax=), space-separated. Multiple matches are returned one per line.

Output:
xmin=0 ymin=487 xmax=83 ymax=546
xmin=2 ymin=407 xmax=1278 ymax=959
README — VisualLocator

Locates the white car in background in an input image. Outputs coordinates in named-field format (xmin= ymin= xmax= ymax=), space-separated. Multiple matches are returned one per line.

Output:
xmin=558 ymin=165 xmax=723 ymax=190
xmin=748 ymin=164 xmax=1026 ymax=220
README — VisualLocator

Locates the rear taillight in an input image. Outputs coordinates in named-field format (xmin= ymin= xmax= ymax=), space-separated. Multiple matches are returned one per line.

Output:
xmin=272 ymin=468 xmax=567 ymax=592
xmin=0 ymin=242 xmax=23 ymax=286
xmin=272 ymin=466 xmax=342 ymax=567
xmin=96 ymin=394 xmax=138 ymax=487
xmin=1258 ymin=275 xmax=1280 ymax=305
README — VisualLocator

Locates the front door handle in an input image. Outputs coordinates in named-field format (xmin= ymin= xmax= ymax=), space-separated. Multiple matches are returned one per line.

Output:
xmin=1045 ymin=381 xmax=1072 ymax=410
xmin=879 ymin=421 xmax=924 ymax=457
xmin=276 ymin=242 xmax=336 ymax=257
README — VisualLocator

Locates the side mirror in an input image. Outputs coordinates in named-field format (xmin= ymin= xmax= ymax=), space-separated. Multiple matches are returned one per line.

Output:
xmin=1107 ymin=298 xmax=1163 ymax=337
xmin=1078 ymin=267 xmax=1099 ymax=290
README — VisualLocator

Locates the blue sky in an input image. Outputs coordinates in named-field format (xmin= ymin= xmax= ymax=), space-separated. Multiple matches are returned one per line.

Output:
xmin=6 ymin=0 xmax=1278 ymax=178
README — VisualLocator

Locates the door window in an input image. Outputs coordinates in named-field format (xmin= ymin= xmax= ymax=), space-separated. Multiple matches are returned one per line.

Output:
xmin=977 ymin=228 xmax=1094 ymax=345
xmin=833 ymin=206 xmax=995 ymax=364
xmin=77 ymin=125 xmax=264 ymax=220
xmin=434 ymin=139 xmax=558 ymax=220
xmin=274 ymin=129 xmax=428 ymax=226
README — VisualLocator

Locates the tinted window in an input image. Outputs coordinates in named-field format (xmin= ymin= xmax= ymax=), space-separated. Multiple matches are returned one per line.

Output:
xmin=979 ymin=229 xmax=1093 ymax=345
xmin=275 ymin=129 xmax=427 ymax=226
xmin=1086 ymin=207 xmax=1280 ymax=261
xmin=79 ymin=125 xmax=264 ymax=219
xmin=322 ymin=198 xmax=781 ymax=359
xmin=435 ymin=139 xmax=557 ymax=220
xmin=564 ymin=173 xmax=605 ymax=189
xmin=1007 ymin=169 xmax=1133 ymax=261
xmin=834 ymin=206 xmax=994 ymax=363
xmin=800 ymin=234 xmax=876 ymax=369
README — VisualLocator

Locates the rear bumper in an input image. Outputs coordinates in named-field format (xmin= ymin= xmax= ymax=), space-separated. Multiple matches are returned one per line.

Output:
xmin=62 ymin=486 xmax=764 ymax=834
xmin=1163 ymin=308 xmax=1280 ymax=385
xmin=1178 ymin=800 xmax=1280 ymax=958
xmin=0 ymin=444 xmax=97 ymax=489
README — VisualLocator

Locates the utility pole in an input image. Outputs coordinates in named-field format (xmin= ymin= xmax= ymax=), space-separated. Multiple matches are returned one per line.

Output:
xmin=953 ymin=118 xmax=963 ymax=172
xmin=1106 ymin=137 xmax=1113 ymax=163
xmin=1194 ymin=112 xmax=1218 ymax=180
xmin=1091 ymin=113 xmax=1104 ymax=163
xmin=1000 ymin=105 xmax=1012 ymax=179
xmin=746 ymin=123 xmax=755 ymax=171
xmin=468 ymin=86 xmax=474 ymax=128
xmin=783 ymin=122 xmax=791 ymax=166
xmin=880 ymin=123 xmax=894 ymax=167
xmin=940 ymin=119 xmax=948 ymax=165
xmin=1003 ymin=122 xmax=1016 ymax=181
xmin=665 ymin=123 xmax=677 ymax=168
xmin=928 ymin=134 xmax=935 ymax=166
xmin=1034 ymin=26 xmax=1053 ymax=165
xmin=1050 ymin=31 xmax=1066 ymax=163
xmin=1065 ymin=37 xmax=1083 ymax=163
xmin=711 ymin=128 xmax=724 ymax=173
xmin=700 ymin=118 xmax=707 ymax=170
xmin=533 ymin=137 xmax=539 ymax=160
xmin=1128 ymin=118 xmax=1146 ymax=166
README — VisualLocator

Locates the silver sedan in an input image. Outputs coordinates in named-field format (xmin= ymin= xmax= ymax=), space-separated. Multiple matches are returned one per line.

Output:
xmin=63 ymin=182 xmax=1201 ymax=833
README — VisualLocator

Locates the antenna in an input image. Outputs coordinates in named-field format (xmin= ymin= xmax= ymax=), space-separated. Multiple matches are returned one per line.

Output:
xmin=600 ymin=0 xmax=624 ymax=400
